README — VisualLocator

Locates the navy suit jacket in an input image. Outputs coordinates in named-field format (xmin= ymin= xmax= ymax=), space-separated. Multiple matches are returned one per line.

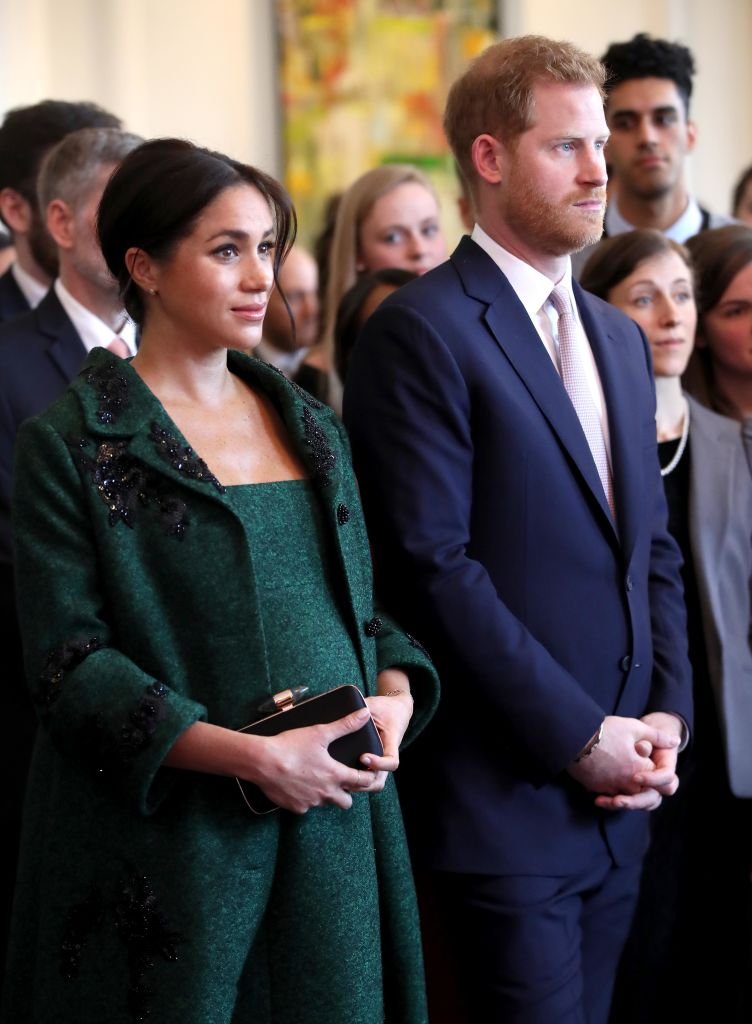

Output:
xmin=344 ymin=237 xmax=693 ymax=875
xmin=0 ymin=287 xmax=86 ymax=566
xmin=0 ymin=268 xmax=30 ymax=325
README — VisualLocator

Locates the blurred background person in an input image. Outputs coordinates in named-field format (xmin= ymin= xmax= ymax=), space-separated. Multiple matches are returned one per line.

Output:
xmin=683 ymin=224 xmax=752 ymax=425
xmin=0 ymin=125 xmax=141 ymax=984
xmin=0 ymin=100 xmax=121 ymax=324
xmin=573 ymin=34 xmax=732 ymax=276
xmin=333 ymin=267 xmax=416 ymax=384
xmin=581 ymin=229 xmax=752 ymax=1022
xmin=0 ymin=233 xmax=14 ymax=277
xmin=302 ymin=164 xmax=447 ymax=410
xmin=255 ymin=243 xmax=319 ymax=377
xmin=732 ymin=165 xmax=752 ymax=225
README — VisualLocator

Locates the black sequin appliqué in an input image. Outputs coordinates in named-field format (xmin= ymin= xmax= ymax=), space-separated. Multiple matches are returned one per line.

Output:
xmin=85 ymin=361 xmax=130 ymax=425
xmin=406 ymin=632 xmax=432 ymax=660
xmin=37 ymin=637 xmax=102 ymax=707
xmin=82 ymin=682 xmax=170 ymax=777
xmin=268 ymin=364 xmax=324 ymax=409
xmin=336 ymin=503 xmax=350 ymax=525
xmin=150 ymin=424 xmax=226 ymax=493
xmin=115 ymin=870 xmax=182 ymax=1022
xmin=60 ymin=869 xmax=182 ymax=1022
xmin=118 ymin=682 xmax=169 ymax=759
xmin=73 ymin=438 xmax=190 ymax=538
xmin=364 ymin=616 xmax=383 ymax=638
xmin=302 ymin=407 xmax=336 ymax=486
xmin=60 ymin=889 xmax=104 ymax=980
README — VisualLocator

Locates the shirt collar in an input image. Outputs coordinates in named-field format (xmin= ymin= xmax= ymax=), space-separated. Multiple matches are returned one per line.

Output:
xmin=54 ymin=279 xmax=137 ymax=355
xmin=604 ymin=195 xmax=703 ymax=243
xmin=471 ymin=223 xmax=575 ymax=317
xmin=11 ymin=262 xmax=48 ymax=309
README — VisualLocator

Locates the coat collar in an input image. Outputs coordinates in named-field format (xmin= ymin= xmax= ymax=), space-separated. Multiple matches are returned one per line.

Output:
xmin=451 ymin=238 xmax=641 ymax=554
xmin=69 ymin=347 xmax=343 ymax=504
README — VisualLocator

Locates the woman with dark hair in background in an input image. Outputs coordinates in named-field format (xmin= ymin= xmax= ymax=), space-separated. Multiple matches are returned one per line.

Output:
xmin=334 ymin=267 xmax=416 ymax=384
xmin=683 ymin=224 xmax=752 ymax=431
xmin=732 ymin=165 xmax=752 ymax=226
xmin=581 ymin=229 xmax=752 ymax=1022
xmin=1 ymin=138 xmax=438 ymax=1024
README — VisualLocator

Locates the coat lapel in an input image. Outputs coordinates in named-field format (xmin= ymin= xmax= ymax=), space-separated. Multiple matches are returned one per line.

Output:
xmin=70 ymin=349 xmax=370 ymax=677
xmin=71 ymin=349 xmax=345 ymax=506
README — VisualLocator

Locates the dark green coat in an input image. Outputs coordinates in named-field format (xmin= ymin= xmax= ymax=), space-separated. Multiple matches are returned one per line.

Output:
xmin=3 ymin=348 xmax=439 ymax=1024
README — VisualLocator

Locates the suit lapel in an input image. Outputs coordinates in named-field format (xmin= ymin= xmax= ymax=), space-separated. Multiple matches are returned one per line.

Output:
xmin=453 ymin=240 xmax=618 ymax=539
xmin=35 ymin=289 xmax=88 ymax=383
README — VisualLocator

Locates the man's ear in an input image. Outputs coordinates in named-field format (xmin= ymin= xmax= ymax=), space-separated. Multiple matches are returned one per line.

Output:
xmin=125 ymin=246 xmax=159 ymax=293
xmin=471 ymin=134 xmax=505 ymax=186
xmin=46 ymin=199 xmax=75 ymax=250
xmin=686 ymin=119 xmax=697 ymax=154
xmin=0 ymin=188 xmax=33 ymax=235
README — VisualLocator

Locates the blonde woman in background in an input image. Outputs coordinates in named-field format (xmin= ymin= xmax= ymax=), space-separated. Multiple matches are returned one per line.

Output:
xmin=300 ymin=164 xmax=447 ymax=410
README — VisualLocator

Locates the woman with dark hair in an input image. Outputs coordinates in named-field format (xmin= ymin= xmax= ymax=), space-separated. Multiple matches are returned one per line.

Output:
xmin=2 ymin=139 xmax=438 ymax=1024
xmin=683 ymin=224 xmax=752 ymax=427
xmin=334 ymin=267 xmax=416 ymax=383
xmin=732 ymin=165 xmax=752 ymax=226
xmin=581 ymin=230 xmax=752 ymax=1022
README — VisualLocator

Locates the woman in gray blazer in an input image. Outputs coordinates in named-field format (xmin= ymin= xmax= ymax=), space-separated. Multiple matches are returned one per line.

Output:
xmin=582 ymin=229 xmax=752 ymax=1022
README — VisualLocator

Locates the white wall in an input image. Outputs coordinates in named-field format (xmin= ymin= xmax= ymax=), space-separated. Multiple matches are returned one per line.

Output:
xmin=0 ymin=0 xmax=279 ymax=173
xmin=0 ymin=0 xmax=749 ymax=216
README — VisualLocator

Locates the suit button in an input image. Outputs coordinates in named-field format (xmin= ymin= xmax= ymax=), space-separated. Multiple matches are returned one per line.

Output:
xmin=620 ymin=655 xmax=631 ymax=672
xmin=625 ymin=575 xmax=633 ymax=592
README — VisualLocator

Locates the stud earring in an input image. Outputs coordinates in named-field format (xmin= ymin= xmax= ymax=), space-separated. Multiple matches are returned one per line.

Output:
xmin=148 ymin=288 xmax=157 ymax=295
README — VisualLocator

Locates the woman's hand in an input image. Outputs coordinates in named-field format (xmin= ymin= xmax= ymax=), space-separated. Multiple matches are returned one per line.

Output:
xmin=239 ymin=708 xmax=379 ymax=814
xmin=359 ymin=668 xmax=415 ymax=792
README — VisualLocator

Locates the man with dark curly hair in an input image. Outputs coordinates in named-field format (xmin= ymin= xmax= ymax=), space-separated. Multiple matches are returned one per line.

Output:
xmin=573 ymin=33 xmax=733 ymax=276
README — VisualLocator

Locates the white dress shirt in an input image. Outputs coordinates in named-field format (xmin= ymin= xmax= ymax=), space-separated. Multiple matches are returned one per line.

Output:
xmin=11 ymin=262 xmax=48 ymax=309
xmin=54 ymin=279 xmax=137 ymax=356
xmin=604 ymin=195 xmax=704 ymax=243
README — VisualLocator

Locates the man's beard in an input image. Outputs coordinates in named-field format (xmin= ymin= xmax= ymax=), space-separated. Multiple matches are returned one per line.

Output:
xmin=504 ymin=175 xmax=606 ymax=257
xmin=27 ymin=208 xmax=59 ymax=279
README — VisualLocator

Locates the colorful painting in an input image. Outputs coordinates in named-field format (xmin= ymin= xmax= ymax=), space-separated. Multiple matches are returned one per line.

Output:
xmin=276 ymin=0 xmax=498 ymax=246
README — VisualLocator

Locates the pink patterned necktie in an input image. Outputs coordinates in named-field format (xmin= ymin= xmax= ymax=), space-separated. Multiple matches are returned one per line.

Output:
xmin=107 ymin=337 xmax=130 ymax=358
xmin=549 ymin=286 xmax=615 ymax=518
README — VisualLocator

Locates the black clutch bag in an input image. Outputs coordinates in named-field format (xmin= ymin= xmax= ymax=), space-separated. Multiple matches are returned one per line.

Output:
xmin=235 ymin=684 xmax=384 ymax=814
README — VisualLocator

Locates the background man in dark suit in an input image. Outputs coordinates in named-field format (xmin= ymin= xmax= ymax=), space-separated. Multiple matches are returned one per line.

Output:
xmin=344 ymin=35 xmax=693 ymax=1024
xmin=0 ymin=124 xmax=140 ymax=980
xmin=0 ymin=99 xmax=121 ymax=324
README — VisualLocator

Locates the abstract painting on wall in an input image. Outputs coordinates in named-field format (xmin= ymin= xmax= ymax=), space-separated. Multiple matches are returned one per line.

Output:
xmin=276 ymin=0 xmax=498 ymax=246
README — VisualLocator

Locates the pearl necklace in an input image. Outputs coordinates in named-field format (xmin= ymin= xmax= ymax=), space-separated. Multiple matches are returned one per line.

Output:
xmin=659 ymin=398 xmax=690 ymax=477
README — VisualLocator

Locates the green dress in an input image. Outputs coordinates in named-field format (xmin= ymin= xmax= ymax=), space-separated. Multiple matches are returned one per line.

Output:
xmin=2 ymin=349 xmax=439 ymax=1024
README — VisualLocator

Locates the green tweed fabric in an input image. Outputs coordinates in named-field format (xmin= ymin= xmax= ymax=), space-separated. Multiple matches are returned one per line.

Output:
xmin=2 ymin=348 xmax=439 ymax=1024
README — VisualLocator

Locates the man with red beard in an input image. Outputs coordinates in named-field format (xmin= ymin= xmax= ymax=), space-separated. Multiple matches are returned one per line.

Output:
xmin=0 ymin=100 xmax=121 ymax=324
xmin=344 ymin=35 xmax=692 ymax=1024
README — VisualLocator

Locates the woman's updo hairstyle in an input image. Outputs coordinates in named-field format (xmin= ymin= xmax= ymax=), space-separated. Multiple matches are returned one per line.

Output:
xmin=97 ymin=138 xmax=296 ymax=324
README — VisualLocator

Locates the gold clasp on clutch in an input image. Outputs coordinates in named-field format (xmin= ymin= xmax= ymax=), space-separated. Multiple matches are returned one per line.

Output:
xmin=256 ymin=685 xmax=310 ymax=716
